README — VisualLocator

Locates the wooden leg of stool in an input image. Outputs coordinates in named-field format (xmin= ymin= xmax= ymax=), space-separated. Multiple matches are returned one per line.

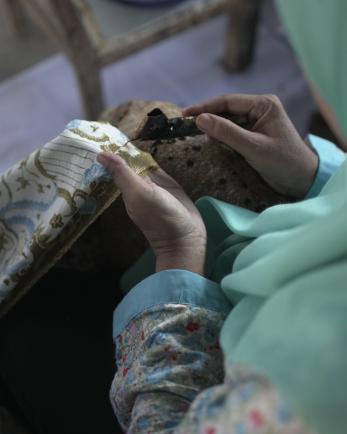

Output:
xmin=224 ymin=0 xmax=262 ymax=71
xmin=0 ymin=0 xmax=26 ymax=34
xmin=75 ymin=63 xmax=104 ymax=120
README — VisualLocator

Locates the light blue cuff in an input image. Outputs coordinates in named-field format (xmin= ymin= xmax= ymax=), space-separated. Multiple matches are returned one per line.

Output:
xmin=305 ymin=135 xmax=346 ymax=198
xmin=113 ymin=269 xmax=232 ymax=338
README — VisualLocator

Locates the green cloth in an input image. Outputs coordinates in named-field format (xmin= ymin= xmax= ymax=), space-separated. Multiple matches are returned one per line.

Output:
xmin=275 ymin=0 xmax=347 ymax=140
xmin=196 ymin=159 xmax=347 ymax=434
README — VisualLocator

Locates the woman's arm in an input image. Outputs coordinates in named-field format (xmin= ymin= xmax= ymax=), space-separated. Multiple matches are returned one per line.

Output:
xmin=110 ymin=271 xmax=228 ymax=432
xmin=97 ymin=122 xmax=318 ymax=433
xmin=110 ymin=270 xmax=313 ymax=434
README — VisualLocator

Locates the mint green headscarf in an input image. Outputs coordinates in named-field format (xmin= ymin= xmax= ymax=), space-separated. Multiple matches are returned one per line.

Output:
xmin=197 ymin=159 xmax=347 ymax=434
xmin=275 ymin=0 xmax=347 ymax=140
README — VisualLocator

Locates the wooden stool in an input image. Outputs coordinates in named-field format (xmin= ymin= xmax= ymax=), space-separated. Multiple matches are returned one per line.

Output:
xmin=1 ymin=0 xmax=262 ymax=119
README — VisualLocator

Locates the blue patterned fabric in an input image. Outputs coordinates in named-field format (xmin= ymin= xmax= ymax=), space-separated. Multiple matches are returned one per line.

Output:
xmin=111 ymin=303 xmax=311 ymax=434
xmin=0 ymin=120 xmax=156 ymax=316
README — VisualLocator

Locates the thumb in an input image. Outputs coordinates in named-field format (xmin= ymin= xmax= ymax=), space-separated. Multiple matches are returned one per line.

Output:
xmin=196 ymin=114 xmax=256 ymax=157
xmin=97 ymin=152 xmax=150 ymax=198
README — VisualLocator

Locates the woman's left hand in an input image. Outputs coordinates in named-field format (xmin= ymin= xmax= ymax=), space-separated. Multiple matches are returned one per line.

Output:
xmin=97 ymin=152 xmax=207 ymax=275
xmin=183 ymin=94 xmax=319 ymax=198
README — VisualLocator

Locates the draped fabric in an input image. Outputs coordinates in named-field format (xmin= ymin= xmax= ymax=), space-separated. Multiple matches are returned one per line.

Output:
xmin=0 ymin=120 xmax=156 ymax=317
xmin=275 ymin=0 xmax=347 ymax=140
xmin=1 ymin=111 xmax=346 ymax=434
xmin=196 ymin=158 xmax=347 ymax=434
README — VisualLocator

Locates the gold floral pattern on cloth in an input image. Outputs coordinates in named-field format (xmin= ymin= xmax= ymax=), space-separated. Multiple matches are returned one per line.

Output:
xmin=0 ymin=120 xmax=157 ymax=317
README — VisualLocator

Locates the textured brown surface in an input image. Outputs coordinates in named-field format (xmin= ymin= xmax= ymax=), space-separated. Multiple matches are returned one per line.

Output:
xmin=58 ymin=100 xmax=290 ymax=272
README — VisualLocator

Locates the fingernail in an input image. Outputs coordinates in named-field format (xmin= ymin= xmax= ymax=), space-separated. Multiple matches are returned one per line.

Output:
xmin=196 ymin=114 xmax=213 ymax=130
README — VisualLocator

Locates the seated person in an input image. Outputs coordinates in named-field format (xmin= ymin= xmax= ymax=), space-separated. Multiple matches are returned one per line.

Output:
xmin=98 ymin=93 xmax=346 ymax=434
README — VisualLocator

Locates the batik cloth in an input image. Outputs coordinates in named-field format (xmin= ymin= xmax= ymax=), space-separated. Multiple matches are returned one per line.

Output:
xmin=0 ymin=120 xmax=156 ymax=317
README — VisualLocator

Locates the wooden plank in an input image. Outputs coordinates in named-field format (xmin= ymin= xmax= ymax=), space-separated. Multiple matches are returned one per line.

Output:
xmin=47 ymin=0 xmax=104 ymax=119
xmin=22 ymin=0 xmax=69 ymax=52
xmin=99 ymin=0 xmax=229 ymax=66
xmin=224 ymin=0 xmax=262 ymax=71
xmin=0 ymin=0 xmax=25 ymax=34
xmin=73 ymin=0 xmax=104 ymax=48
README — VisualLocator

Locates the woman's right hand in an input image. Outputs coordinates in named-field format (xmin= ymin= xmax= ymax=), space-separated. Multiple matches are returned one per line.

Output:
xmin=183 ymin=94 xmax=318 ymax=198
xmin=97 ymin=152 xmax=207 ymax=276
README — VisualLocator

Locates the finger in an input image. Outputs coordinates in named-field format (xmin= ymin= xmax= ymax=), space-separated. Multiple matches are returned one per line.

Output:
xmin=196 ymin=113 xmax=259 ymax=157
xmin=183 ymin=94 xmax=259 ymax=116
xmin=183 ymin=96 xmax=230 ymax=116
xmin=97 ymin=152 xmax=150 ymax=197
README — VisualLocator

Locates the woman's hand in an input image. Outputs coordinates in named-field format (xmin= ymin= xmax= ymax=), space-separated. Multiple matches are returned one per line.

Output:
xmin=183 ymin=94 xmax=318 ymax=198
xmin=97 ymin=153 xmax=207 ymax=275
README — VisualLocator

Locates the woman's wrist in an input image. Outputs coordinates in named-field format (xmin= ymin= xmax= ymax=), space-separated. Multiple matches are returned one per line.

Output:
xmin=291 ymin=146 xmax=319 ymax=198
xmin=155 ymin=245 xmax=206 ymax=276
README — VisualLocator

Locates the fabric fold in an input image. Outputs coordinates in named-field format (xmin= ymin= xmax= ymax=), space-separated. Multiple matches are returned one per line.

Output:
xmin=0 ymin=120 xmax=157 ymax=317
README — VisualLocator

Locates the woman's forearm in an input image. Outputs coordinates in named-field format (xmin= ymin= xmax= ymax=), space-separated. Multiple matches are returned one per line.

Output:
xmin=110 ymin=270 xmax=230 ymax=432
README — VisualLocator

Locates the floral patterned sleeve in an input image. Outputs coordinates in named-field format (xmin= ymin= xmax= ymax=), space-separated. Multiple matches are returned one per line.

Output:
xmin=110 ymin=270 xmax=314 ymax=434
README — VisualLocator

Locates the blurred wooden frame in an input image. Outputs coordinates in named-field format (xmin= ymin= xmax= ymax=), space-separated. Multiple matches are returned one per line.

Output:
xmin=2 ymin=0 xmax=262 ymax=119
xmin=0 ymin=0 xmax=26 ymax=32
